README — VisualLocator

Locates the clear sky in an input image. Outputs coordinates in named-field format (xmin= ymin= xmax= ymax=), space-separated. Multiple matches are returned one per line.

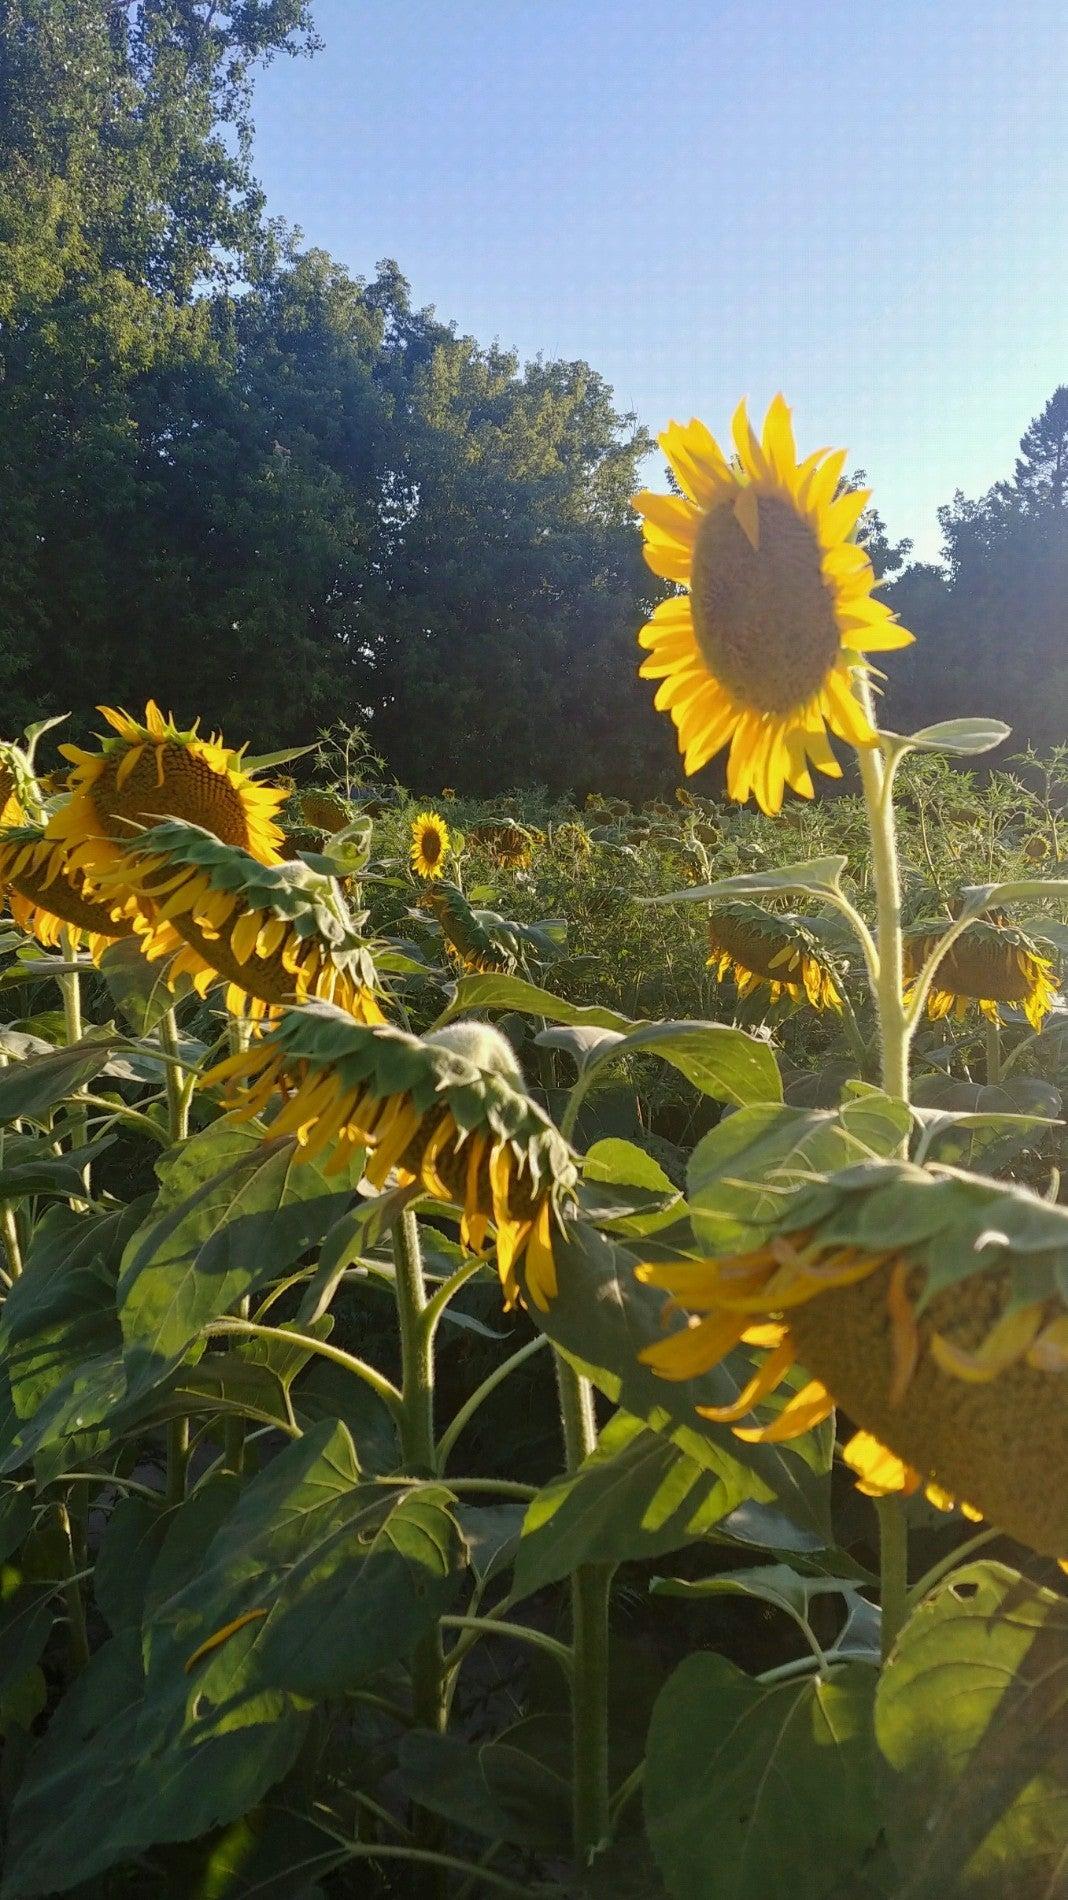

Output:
xmin=253 ymin=0 xmax=1066 ymax=560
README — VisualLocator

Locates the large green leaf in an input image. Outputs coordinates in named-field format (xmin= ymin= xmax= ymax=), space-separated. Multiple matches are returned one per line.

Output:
xmin=513 ymin=1410 xmax=738 ymax=1595
xmin=886 ymin=717 xmax=1011 ymax=758
xmin=688 ymin=1098 xmax=909 ymax=1253
xmin=650 ymin=1564 xmax=881 ymax=1666
xmin=533 ymin=1221 xmax=833 ymax=1541
xmin=1 ymin=1628 xmax=306 ymax=1899
xmin=643 ymin=856 xmax=849 ymax=906
xmin=0 ymin=1034 xmax=125 ymax=1123
xmin=398 ymin=1719 xmax=572 ymax=1853
xmin=875 ymin=1560 xmax=1068 ymax=1898
xmin=586 ymin=1019 xmax=781 ymax=1108
xmin=434 ymin=971 xmax=633 ymax=1031
xmin=644 ymin=1653 xmax=879 ymax=1900
xmin=147 ymin=1421 xmax=465 ymax=1701
xmin=117 ymin=1125 xmax=351 ymax=1397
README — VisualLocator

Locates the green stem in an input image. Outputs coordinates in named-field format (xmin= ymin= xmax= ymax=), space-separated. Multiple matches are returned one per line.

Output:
xmin=392 ymin=1211 xmax=436 ymax=1472
xmin=440 ymin=1613 xmax=574 ymax=1680
xmin=855 ymin=688 xmax=910 ymax=1103
xmin=158 ymin=1008 xmax=190 ymax=1143
xmin=0 ymin=1202 xmax=23 ymax=1279
xmin=554 ymin=1351 xmax=611 ymax=1866
xmin=57 ymin=1502 xmax=90 ymax=1673
xmin=166 ymin=1416 xmax=189 ymax=1507
xmin=436 ymin=1333 xmax=549 ymax=1469
xmin=985 ymin=1015 xmax=1003 ymax=1086
xmin=875 ymin=1494 xmax=909 ymax=1661
xmin=58 ymin=930 xmax=91 ymax=1194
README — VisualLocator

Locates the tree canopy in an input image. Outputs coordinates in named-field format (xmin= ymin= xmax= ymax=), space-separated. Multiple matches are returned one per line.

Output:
xmin=0 ymin=2 xmax=1062 ymax=794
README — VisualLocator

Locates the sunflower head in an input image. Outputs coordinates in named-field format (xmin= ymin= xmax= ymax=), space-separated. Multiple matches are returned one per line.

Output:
xmin=469 ymin=822 xmax=535 ymax=870
xmin=905 ymin=919 xmax=1059 ymax=1031
xmin=410 ymin=811 xmax=450 ymax=881
xmin=103 ymin=818 xmax=384 ymax=1024
xmin=633 ymin=396 xmax=913 ymax=813
xmin=637 ymin=1161 xmax=1068 ymax=1560
xmin=44 ymin=701 xmax=286 ymax=880
xmin=421 ymin=882 xmax=513 ymax=975
xmin=203 ymin=1004 xmax=577 ymax=1310
xmin=0 ymin=823 xmax=134 ymax=960
xmin=707 ymin=900 xmax=842 ymax=1011
xmin=293 ymin=788 xmax=353 ymax=835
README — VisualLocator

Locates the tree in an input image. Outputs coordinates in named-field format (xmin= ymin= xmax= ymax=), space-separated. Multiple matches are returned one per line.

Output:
xmin=1012 ymin=385 xmax=1068 ymax=513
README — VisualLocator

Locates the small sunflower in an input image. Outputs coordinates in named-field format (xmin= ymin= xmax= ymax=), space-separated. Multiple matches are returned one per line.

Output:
xmin=104 ymin=819 xmax=384 ymax=1024
xmin=410 ymin=811 xmax=450 ymax=881
xmin=203 ymin=1007 xmax=576 ymax=1310
xmin=0 ymin=822 xmax=134 ymax=961
xmin=633 ymin=396 xmax=913 ymax=813
xmin=636 ymin=1163 xmax=1068 ymax=1560
xmin=45 ymin=702 xmax=286 ymax=883
xmin=904 ymin=919 xmax=1059 ymax=1031
xmin=707 ymin=900 xmax=842 ymax=1010
xmin=469 ymin=822 xmax=535 ymax=870
xmin=421 ymin=883 xmax=513 ymax=974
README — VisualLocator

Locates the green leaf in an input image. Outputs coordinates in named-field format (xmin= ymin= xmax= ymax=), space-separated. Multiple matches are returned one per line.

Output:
xmin=118 ymin=1126 xmax=350 ymax=1397
xmin=94 ymin=1495 xmax=169 ymax=1635
xmin=960 ymin=876 xmax=1068 ymax=919
xmin=534 ymin=1221 xmax=833 ymax=1541
xmin=875 ymin=1560 xmax=1068 ymax=1898
xmin=642 ymin=856 xmax=849 ymax=906
xmin=886 ymin=718 xmax=1011 ymax=757
xmin=687 ymin=1100 xmax=908 ymax=1254
xmin=98 ymin=936 xmax=190 ymax=1034
xmin=433 ymin=971 xmax=634 ymax=1031
xmin=644 ymin=1654 xmax=879 ymax=1900
xmin=398 ymin=1721 xmax=572 ymax=1853
xmin=514 ymin=1410 xmax=739 ymax=1594
xmin=147 ymin=1422 xmax=464 ymax=1701
xmin=650 ymin=1564 xmax=880 ymax=1664
xmin=588 ymin=1019 xmax=782 ymax=1108
xmin=1 ymin=1629 xmax=306 ymax=1898
xmin=584 ymin=1139 xmax=676 ymax=1194
xmin=0 ymin=1034 xmax=125 ymax=1124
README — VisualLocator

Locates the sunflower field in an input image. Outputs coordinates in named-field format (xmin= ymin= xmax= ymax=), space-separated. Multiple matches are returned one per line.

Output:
xmin=0 ymin=402 xmax=1065 ymax=1900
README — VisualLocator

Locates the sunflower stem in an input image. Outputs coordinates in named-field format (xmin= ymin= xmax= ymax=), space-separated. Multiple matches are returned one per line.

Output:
xmin=985 ymin=1016 xmax=1003 ymax=1086
xmin=159 ymin=1007 xmax=190 ymax=1142
xmin=554 ymin=1350 xmax=612 ymax=1868
xmin=392 ymin=1211 xmax=436 ymax=1473
xmin=855 ymin=688 xmax=910 ymax=1107
xmin=58 ymin=929 xmax=91 ymax=1197
xmin=166 ymin=1415 xmax=189 ymax=1507
xmin=875 ymin=1494 xmax=909 ymax=1661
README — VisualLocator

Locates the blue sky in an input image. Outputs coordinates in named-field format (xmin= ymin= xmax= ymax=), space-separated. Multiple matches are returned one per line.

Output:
xmin=253 ymin=0 xmax=1066 ymax=560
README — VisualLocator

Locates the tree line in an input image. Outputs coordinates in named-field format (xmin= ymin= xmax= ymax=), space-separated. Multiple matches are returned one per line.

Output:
xmin=0 ymin=2 xmax=1063 ymax=794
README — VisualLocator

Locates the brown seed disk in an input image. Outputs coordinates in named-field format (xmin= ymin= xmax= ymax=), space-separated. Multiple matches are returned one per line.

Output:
xmin=92 ymin=746 xmax=252 ymax=851
xmin=689 ymin=496 xmax=840 ymax=714
xmin=9 ymin=864 xmax=132 ymax=939
xmin=709 ymin=909 xmax=796 ymax=981
xmin=789 ymin=1263 xmax=1068 ymax=1559
xmin=906 ymin=932 xmax=1035 ymax=1002
xmin=172 ymin=909 xmax=299 ymax=1006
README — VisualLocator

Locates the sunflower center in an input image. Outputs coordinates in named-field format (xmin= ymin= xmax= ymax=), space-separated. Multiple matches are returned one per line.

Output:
xmin=93 ymin=746 xmax=253 ymax=852
xmin=689 ymin=495 xmax=840 ymax=714
xmin=789 ymin=1265 xmax=1068 ymax=1560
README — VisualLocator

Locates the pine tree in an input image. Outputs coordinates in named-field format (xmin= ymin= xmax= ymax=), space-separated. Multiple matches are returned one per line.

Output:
xmin=1012 ymin=386 xmax=1068 ymax=511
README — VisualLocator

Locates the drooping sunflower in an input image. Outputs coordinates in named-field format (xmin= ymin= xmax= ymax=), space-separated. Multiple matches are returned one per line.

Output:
xmin=904 ymin=919 xmax=1059 ymax=1032
xmin=292 ymin=788 xmax=353 ymax=835
xmin=421 ymin=883 xmax=513 ymax=975
xmin=203 ymin=1007 xmax=576 ymax=1310
xmin=44 ymin=702 xmax=286 ymax=883
xmin=633 ymin=396 xmax=913 ymax=813
xmin=469 ymin=822 xmax=535 ymax=870
xmin=103 ymin=819 xmax=384 ymax=1024
xmin=707 ymin=900 xmax=842 ymax=1011
xmin=637 ymin=1161 xmax=1068 ymax=1560
xmin=0 ymin=822 xmax=135 ymax=961
xmin=409 ymin=811 xmax=450 ymax=881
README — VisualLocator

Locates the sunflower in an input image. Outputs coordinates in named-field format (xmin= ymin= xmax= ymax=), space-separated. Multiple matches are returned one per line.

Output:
xmin=421 ymin=883 xmax=513 ymax=975
xmin=410 ymin=811 xmax=450 ymax=881
xmin=44 ymin=702 xmax=286 ymax=883
xmin=636 ymin=1162 xmax=1068 ymax=1560
xmin=707 ymin=900 xmax=841 ymax=1010
xmin=203 ymin=1007 xmax=576 ymax=1310
xmin=904 ymin=920 xmax=1059 ymax=1031
xmin=633 ymin=396 xmax=913 ymax=813
xmin=103 ymin=819 xmax=384 ymax=1024
xmin=293 ymin=788 xmax=352 ymax=835
xmin=0 ymin=822 xmax=134 ymax=961
xmin=469 ymin=822 xmax=535 ymax=870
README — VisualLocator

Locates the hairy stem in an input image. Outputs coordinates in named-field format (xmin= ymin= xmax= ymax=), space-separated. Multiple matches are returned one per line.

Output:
xmin=554 ymin=1351 xmax=611 ymax=1866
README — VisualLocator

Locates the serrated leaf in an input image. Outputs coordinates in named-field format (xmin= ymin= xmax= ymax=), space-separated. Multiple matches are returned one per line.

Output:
xmin=644 ymin=1653 xmax=879 ymax=1900
xmin=433 ymin=971 xmax=634 ymax=1032
xmin=875 ymin=1560 xmax=1068 ymax=1899
xmin=588 ymin=1019 xmax=782 ymax=1107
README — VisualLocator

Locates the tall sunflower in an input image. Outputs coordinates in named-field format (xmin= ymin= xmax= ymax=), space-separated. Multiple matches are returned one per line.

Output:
xmin=105 ymin=819 xmax=384 ymax=1024
xmin=707 ymin=900 xmax=841 ymax=1010
xmin=45 ymin=702 xmax=286 ymax=882
xmin=904 ymin=919 xmax=1059 ymax=1032
xmin=636 ymin=1162 xmax=1068 ymax=1560
xmin=410 ymin=811 xmax=450 ymax=880
xmin=633 ymin=396 xmax=913 ymax=813
xmin=203 ymin=1007 xmax=576 ymax=1311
